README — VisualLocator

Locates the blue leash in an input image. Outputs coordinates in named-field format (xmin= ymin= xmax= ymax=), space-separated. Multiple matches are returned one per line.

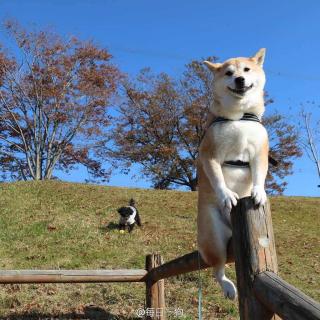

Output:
xmin=197 ymin=251 xmax=202 ymax=320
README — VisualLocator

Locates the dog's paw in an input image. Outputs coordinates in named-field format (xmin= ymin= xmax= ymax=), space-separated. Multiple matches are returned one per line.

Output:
xmin=221 ymin=278 xmax=237 ymax=300
xmin=218 ymin=188 xmax=239 ymax=214
xmin=251 ymin=185 xmax=267 ymax=206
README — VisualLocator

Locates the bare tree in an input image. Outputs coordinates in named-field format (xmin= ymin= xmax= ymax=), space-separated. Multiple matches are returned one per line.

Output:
xmin=300 ymin=105 xmax=320 ymax=187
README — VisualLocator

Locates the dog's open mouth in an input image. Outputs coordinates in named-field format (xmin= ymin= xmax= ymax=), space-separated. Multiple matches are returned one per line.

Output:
xmin=228 ymin=84 xmax=253 ymax=96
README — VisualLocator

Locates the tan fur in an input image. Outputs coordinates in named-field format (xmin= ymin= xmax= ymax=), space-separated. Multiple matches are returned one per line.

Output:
xmin=198 ymin=49 xmax=269 ymax=299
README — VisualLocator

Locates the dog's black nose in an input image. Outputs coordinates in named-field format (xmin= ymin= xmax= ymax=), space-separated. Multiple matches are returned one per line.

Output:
xmin=235 ymin=76 xmax=245 ymax=88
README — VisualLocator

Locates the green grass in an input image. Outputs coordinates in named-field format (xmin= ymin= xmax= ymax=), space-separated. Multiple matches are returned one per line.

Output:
xmin=0 ymin=181 xmax=319 ymax=319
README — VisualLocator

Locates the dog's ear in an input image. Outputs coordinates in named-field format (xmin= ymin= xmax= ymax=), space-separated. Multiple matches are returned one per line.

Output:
xmin=204 ymin=61 xmax=222 ymax=73
xmin=117 ymin=207 xmax=122 ymax=214
xmin=252 ymin=48 xmax=266 ymax=66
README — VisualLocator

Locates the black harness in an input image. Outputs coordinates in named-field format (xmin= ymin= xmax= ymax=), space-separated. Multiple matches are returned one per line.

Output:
xmin=210 ymin=112 xmax=261 ymax=125
xmin=208 ymin=113 xmax=278 ymax=167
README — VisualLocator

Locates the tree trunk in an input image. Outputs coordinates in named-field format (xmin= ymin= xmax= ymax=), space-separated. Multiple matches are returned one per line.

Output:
xmin=189 ymin=178 xmax=198 ymax=191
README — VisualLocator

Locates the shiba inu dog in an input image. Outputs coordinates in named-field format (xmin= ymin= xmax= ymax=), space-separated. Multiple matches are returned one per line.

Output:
xmin=197 ymin=49 xmax=268 ymax=300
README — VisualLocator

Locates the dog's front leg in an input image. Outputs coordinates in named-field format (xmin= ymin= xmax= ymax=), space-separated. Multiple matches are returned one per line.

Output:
xmin=128 ymin=224 xmax=135 ymax=233
xmin=250 ymin=142 xmax=268 ymax=205
xmin=201 ymin=157 xmax=239 ymax=214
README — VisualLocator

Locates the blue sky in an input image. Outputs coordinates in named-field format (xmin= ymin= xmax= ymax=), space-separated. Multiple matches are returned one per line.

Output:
xmin=0 ymin=0 xmax=319 ymax=196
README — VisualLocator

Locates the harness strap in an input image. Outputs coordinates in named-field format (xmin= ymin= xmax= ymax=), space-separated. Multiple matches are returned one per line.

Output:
xmin=224 ymin=160 xmax=249 ymax=167
xmin=268 ymin=156 xmax=278 ymax=166
xmin=209 ymin=112 xmax=260 ymax=126
xmin=224 ymin=158 xmax=278 ymax=167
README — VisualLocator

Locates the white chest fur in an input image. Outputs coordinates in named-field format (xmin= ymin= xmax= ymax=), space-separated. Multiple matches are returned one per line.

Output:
xmin=210 ymin=120 xmax=267 ymax=163
xmin=125 ymin=206 xmax=136 ymax=225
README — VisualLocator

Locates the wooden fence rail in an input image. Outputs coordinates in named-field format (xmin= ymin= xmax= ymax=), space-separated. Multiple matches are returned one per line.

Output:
xmin=0 ymin=269 xmax=147 ymax=284
xmin=146 ymin=246 xmax=234 ymax=284
xmin=254 ymin=271 xmax=320 ymax=320
xmin=1 ymin=197 xmax=320 ymax=320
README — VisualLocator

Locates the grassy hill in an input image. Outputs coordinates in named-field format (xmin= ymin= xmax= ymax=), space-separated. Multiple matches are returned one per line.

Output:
xmin=0 ymin=181 xmax=319 ymax=319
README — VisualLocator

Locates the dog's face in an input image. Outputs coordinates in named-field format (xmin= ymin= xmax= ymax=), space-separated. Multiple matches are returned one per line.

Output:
xmin=204 ymin=49 xmax=266 ymax=101
xmin=117 ymin=207 xmax=133 ymax=218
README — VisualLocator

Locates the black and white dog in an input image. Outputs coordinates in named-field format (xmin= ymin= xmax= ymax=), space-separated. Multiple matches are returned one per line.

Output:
xmin=117 ymin=199 xmax=142 ymax=233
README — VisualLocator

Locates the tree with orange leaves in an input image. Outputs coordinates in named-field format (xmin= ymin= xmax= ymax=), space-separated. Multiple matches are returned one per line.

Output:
xmin=111 ymin=60 xmax=301 ymax=194
xmin=0 ymin=21 xmax=122 ymax=181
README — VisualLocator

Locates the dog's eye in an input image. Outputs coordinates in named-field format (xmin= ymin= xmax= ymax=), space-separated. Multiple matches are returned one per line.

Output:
xmin=244 ymin=67 xmax=250 ymax=72
xmin=225 ymin=70 xmax=233 ymax=76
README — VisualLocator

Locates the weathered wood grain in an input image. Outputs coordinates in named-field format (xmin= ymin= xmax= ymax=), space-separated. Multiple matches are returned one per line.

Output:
xmin=0 ymin=269 xmax=147 ymax=283
xmin=231 ymin=197 xmax=280 ymax=320
xmin=254 ymin=271 xmax=320 ymax=320
xmin=146 ymin=254 xmax=166 ymax=320
xmin=146 ymin=246 xmax=233 ymax=283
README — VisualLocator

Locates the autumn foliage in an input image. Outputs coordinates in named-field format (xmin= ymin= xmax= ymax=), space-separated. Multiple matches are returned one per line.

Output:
xmin=0 ymin=21 xmax=122 ymax=181
xmin=112 ymin=59 xmax=302 ymax=193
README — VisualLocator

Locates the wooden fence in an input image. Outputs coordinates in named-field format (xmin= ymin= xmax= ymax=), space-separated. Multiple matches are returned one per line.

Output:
xmin=1 ymin=197 xmax=319 ymax=319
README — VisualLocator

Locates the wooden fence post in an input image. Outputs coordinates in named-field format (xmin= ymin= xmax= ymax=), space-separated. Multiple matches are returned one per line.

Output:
xmin=145 ymin=254 xmax=166 ymax=320
xmin=230 ymin=197 xmax=280 ymax=320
